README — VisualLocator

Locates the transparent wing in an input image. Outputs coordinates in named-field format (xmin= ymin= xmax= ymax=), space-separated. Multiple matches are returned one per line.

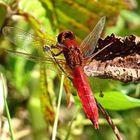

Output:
xmin=80 ymin=16 xmax=106 ymax=57
xmin=5 ymin=49 xmax=57 ymax=63
xmin=2 ymin=26 xmax=56 ymax=56
xmin=2 ymin=26 xmax=72 ymax=76
xmin=5 ymin=49 xmax=72 ymax=77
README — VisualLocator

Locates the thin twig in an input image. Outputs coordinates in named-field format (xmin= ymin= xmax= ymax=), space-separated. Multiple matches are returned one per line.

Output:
xmin=96 ymin=100 xmax=123 ymax=140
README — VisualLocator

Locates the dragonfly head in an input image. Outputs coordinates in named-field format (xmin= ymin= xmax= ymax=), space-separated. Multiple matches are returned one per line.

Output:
xmin=57 ymin=31 xmax=75 ymax=44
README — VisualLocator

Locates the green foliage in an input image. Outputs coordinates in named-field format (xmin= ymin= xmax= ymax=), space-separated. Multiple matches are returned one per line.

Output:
xmin=0 ymin=3 xmax=7 ymax=28
xmin=96 ymin=91 xmax=140 ymax=110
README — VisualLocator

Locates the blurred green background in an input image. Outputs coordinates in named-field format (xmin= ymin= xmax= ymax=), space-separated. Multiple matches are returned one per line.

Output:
xmin=0 ymin=0 xmax=140 ymax=140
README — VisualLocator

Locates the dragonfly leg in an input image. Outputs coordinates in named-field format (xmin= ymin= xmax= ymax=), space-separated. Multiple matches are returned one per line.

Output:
xmin=53 ymin=50 xmax=63 ymax=56
xmin=44 ymin=45 xmax=63 ymax=56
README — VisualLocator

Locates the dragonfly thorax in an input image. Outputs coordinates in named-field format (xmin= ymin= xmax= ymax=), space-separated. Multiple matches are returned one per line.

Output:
xmin=63 ymin=45 xmax=83 ymax=69
xmin=57 ymin=31 xmax=84 ymax=69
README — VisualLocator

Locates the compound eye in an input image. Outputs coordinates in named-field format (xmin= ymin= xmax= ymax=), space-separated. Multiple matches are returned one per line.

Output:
xmin=57 ymin=32 xmax=64 ymax=44
xmin=65 ymin=31 xmax=75 ymax=40
xmin=57 ymin=31 xmax=75 ymax=44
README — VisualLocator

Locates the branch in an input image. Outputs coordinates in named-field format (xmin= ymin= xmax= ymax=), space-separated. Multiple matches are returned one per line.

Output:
xmin=96 ymin=100 xmax=123 ymax=140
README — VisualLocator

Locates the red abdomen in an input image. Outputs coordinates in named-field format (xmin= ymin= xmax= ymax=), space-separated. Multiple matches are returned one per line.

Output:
xmin=73 ymin=66 xmax=99 ymax=129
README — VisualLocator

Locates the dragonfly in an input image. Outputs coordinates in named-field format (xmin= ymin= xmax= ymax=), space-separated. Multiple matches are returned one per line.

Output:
xmin=3 ymin=16 xmax=106 ymax=129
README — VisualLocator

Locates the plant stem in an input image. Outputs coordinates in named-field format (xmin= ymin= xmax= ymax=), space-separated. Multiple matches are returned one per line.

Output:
xmin=97 ymin=100 xmax=123 ymax=140
xmin=1 ymin=73 xmax=15 ymax=140
xmin=52 ymin=74 xmax=64 ymax=140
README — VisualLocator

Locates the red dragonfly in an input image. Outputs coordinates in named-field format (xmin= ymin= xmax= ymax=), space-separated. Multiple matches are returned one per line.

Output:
xmin=3 ymin=16 xmax=106 ymax=129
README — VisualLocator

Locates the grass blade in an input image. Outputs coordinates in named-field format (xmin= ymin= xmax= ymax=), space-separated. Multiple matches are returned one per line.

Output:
xmin=52 ymin=74 xmax=64 ymax=140
xmin=1 ymin=73 xmax=15 ymax=140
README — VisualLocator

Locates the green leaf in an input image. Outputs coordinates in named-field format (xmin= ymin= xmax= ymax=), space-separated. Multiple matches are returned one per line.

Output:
xmin=39 ymin=0 xmax=130 ymax=39
xmin=96 ymin=91 xmax=140 ymax=110
xmin=0 ymin=3 xmax=7 ymax=28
